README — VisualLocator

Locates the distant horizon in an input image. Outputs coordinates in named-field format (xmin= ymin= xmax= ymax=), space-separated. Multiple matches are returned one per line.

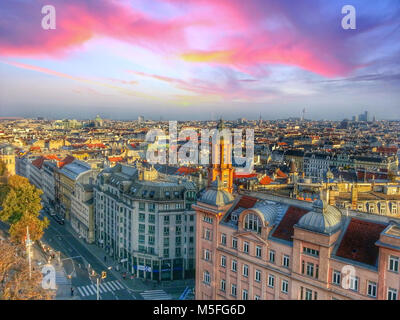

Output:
xmin=1 ymin=1 xmax=399 ymax=120
xmin=1 ymin=114 xmax=399 ymax=122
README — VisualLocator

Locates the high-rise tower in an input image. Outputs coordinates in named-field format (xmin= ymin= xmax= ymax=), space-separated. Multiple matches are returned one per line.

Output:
xmin=207 ymin=119 xmax=234 ymax=193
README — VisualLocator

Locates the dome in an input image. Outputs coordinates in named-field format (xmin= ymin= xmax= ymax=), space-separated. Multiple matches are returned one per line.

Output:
xmin=199 ymin=178 xmax=234 ymax=207
xmin=297 ymin=200 xmax=342 ymax=234
xmin=251 ymin=201 xmax=285 ymax=225
xmin=1 ymin=145 xmax=14 ymax=155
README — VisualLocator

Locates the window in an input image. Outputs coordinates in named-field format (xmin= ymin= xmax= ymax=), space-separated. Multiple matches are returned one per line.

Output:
xmin=244 ymin=213 xmax=262 ymax=233
xmin=349 ymin=276 xmax=359 ymax=292
xmin=139 ymin=213 xmax=145 ymax=222
xmin=221 ymin=233 xmax=227 ymax=246
xmin=332 ymin=270 xmax=341 ymax=286
xmin=163 ymin=248 xmax=169 ymax=257
xmin=203 ymin=249 xmax=211 ymax=261
xmin=176 ymin=226 xmax=181 ymax=235
xmin=220 ymin=279 xmax=226 ymax=292
xmin=305 ymin=288 xmax=313 ymax=300
xmin=148 ymin=214 xmax=155 ymax=223
xmin=306 ymin=262 xmax=314 ymax=277
xmin=232 ymin=260 xmax=237 ymax=272
xmin=303 ymin=247 xmax=319 ymax=257
xmin=232 ymin=238 xmax=238 ymax=249
xmin=281 ymin=280 xmax=289 ymax=294
xmin=139 ymin=202 xmax=145 ymax=211
xmin=268 ymin=274 xmax=275 ymax=288
xmin=164 ymin=216 xmax=170 ymax=224
xmin=204 ymin=228 xmax=211 ymax=240
xmin=389 ymin=256 xmax=399 ymax=273
xmin=367 ymin=281 xmax=377 ymax=298
xmin=243 ymin=264 xmax=249 ymax=277
xmin=256 ymin=246 xmax=262 ymax=258
xmin=242 ymin=289 xmax=248 ymax=300
xmin=221 ymin=255 xmax=226 ymax=267
xmin=282 ymin=255 xmax=290 ymax=268
xmin=203 ymin=271 xmax=210 ymax=285
xmin=139 ymin=224 xmax=145 ymax=233
xmin=269 ymin=250 xmax=275 ymax=263
xmin=255 ymin=269 xmax=261 ymax=282
xmin=203 ymin=215 xmax=213 ymax=224
xmin=388 ymin=288 xmax=398 ymax=300
xmin=164 ymin=226 xmax=169 ymax=236
xmin=231 ymin=284 xmax=237 ymax=297
xmin=243 ymin=241 xmax=249 ymax=254
xmin=148 ymin=225 xmax=155 ymax=234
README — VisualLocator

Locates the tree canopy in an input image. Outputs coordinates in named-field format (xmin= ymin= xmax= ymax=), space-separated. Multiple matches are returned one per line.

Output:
xmin=0 ymin=239 xmax=54 ymax=300
xmin=0 ymin=175 xmax=48 ymax=244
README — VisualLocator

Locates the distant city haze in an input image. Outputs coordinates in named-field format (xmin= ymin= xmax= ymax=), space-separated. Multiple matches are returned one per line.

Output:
xmin=0 ymin=0 xmax=399 ymax=120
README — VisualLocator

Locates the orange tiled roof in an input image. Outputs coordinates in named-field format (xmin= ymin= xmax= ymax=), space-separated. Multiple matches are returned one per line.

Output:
xmin=259 ymin=175 xmax=273 ymax=185
xmin=234 ymin=195 xmax=258 ymax=210
xmin=336 ymin=218 xmax=386 ymax=266
xmin=108 ymin=156 xmax=123 ymax=162
xmin=271 ymin=206 xmax=309 ymax=242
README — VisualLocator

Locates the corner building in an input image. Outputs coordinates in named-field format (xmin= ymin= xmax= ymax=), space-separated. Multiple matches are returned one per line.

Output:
xmin=195 ymin=189 xmax=400 ymax=300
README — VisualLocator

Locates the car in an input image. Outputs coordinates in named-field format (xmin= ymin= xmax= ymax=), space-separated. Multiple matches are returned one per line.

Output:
xmin=53 ymin=215 xmax=65 ymax=225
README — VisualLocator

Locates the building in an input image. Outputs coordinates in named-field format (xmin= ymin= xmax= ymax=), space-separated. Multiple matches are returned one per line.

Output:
xmin=58 ymin=159 xmax=96 ymax=220
xmin=71 ymin=179 xmax=95 ymax=243
xmin=0 ymin=144 xmax=15 ymax=176
xmin=194 ymin=186 xmax=400 ymax=300
xmin=94 ymin=163 xmax=197 ymax=280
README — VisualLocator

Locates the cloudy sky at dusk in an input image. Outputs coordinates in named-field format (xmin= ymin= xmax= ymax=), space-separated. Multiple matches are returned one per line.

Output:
xmin=0 ymin=0 xmax=399 ymax=120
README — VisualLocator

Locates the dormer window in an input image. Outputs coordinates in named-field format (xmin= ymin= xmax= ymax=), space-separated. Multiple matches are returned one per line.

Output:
xmin=244 ymin=213 xmax=262 ymax=234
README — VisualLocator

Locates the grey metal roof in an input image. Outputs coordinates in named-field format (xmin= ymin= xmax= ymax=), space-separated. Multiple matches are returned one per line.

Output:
xmin=297 ymin=200 xmax=342 ymax=234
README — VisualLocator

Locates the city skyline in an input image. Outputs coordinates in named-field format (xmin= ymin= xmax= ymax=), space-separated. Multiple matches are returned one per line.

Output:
xmin=0 ymin=0 xmax=400 ymax=120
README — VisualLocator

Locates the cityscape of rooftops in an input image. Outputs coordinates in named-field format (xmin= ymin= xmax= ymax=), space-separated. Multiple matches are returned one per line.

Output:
xmin=0 ymin=0 xmax=399 ymax=308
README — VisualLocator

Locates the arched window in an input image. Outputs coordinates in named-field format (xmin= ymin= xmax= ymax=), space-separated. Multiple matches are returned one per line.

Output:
xmin=244 ymin=213 xmax=262 ymax=234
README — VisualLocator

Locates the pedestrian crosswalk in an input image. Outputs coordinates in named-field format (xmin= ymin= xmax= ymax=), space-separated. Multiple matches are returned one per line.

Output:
xmin=140 ymin=290 xmax=172 ymax=300
xmin=56 ymin=272 xmax=70 ymax=285
xmin=76 ymin=280 xmax=125 ymax=297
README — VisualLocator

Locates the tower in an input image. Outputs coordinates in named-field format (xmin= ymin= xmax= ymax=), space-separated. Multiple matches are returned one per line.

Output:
xmin=207 ymin=119 xmax=234 ymax=193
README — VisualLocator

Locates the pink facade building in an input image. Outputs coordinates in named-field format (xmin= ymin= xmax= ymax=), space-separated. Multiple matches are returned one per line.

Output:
xmin=194 ymin=187 xmax=400 ymax=300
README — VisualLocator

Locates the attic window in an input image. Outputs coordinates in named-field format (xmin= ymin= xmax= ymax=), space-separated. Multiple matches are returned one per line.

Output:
xmin=142 ymin=190 xmax=148 ymax=197
xmin=165 ymin=191 xmax=170 ymax=198
xmin=174 ymin=191 xmax=179 ymax=198
xmin=149 ymin=190 xmax=155 ymax=198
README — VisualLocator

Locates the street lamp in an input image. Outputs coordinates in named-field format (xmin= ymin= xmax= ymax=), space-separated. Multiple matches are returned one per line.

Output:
xmin=88 ymin=266 xmax=109 ymax=300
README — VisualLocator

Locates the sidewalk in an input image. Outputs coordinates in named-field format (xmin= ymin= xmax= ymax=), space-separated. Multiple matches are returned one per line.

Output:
xmin=64 ymin=223 xmax=193 ymax=295
xmin=33 ymin=240 xmax=80 ymax=300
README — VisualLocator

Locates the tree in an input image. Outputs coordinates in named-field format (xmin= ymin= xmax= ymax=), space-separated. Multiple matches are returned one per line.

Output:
xmin=0 ymin=239 xmax=54 ymax=300
xmin=9 ymin=213 xmax=49 ymax=244
xmin=0 ymin=175 xmax=48 ymax=244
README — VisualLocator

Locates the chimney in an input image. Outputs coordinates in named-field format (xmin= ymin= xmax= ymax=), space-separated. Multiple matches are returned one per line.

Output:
xmin=351 ymin=185 xmax=358 ymax=210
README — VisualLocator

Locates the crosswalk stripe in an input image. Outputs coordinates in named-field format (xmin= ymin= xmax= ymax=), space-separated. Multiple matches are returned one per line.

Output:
xmin=90 ymin=285 xmax=97 ymax=294
xmin=107 ymin=281 xmax=117 ymax=291
xmin=114 ymin=281 xmax=124 ymax=290
xmin=100 ymin=283 xmax=108 ymax=292
xmin=102 ymin=282 xmax=112 ymax=291
xmin=77 ymin=287 xmax=86 ymax=297
xmin=81 ymin=286 xmax=89 ymax=296
xmin=97 ymin=284 xmax=104 ymax=294
xmin=140 ymin=290 xmax=171 ymax=300
xmin=85 ymin=285 xmax=94 ymax=295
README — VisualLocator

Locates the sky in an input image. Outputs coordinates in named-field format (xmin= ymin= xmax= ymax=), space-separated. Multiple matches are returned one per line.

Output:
xmin=0 ymin=0 xmax=399 ymax=121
